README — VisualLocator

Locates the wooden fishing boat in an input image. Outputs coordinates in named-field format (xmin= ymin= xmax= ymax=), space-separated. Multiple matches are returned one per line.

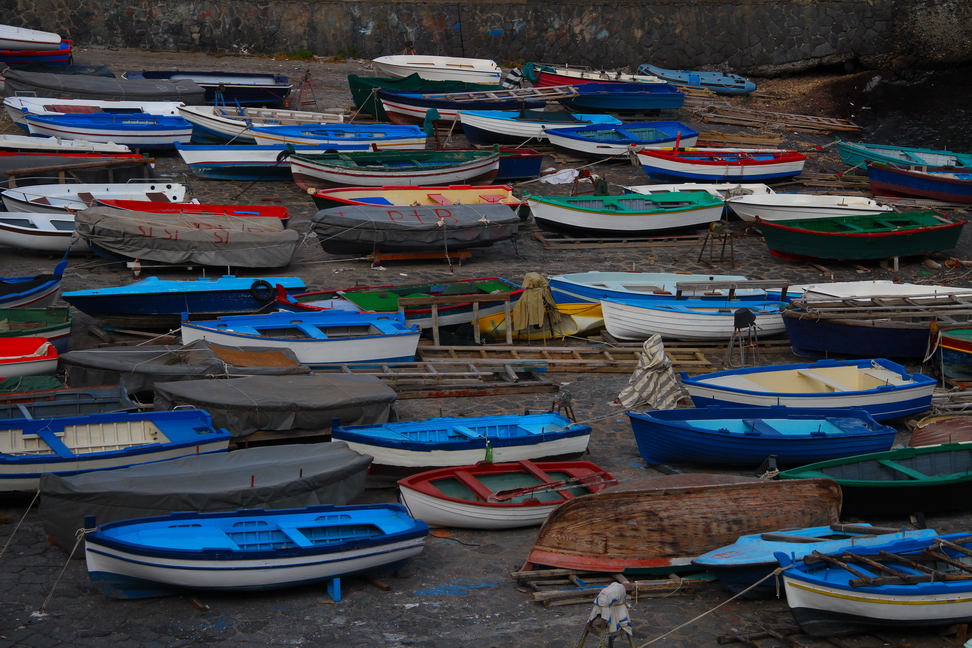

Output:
xmin=478 ymin=302 xmax=605 ymax=341
xmin=548 ymin=271 xmax=766 ymax=304
xmin=397 ymin=460 xmax=617 ymax=529
xmin=627 ymin=406 xmax=896 ymax=466
xmin=174 ymin=142 xmax=365 ymax=181
xmin=0 ymin=39 xmax=71 ymax=65
xmin=781 ymin=292 xmax=972 ymax=359
xmin=525 ymin=63 xmax=663 ymax=87
xmin=776 ymin=533 xmax=972 ymax=636
xmin=40 ymin=441 xmax=373 ymax=552
xmin=0 ymin=24 xmax=62 ymax=51
xmin=310 ymin=203 xmax=518 ymax=255
xmin=867 ymin=161 xmax=972 ymax=203
xmin=74 ymin=207 xmax=300 ymax=269
xmin=372 ymin=55 xmax=502 ymax=84
xmin=348 ymin=73 xmax=501 ymax=121
xmin=122 ymin=70 xmax=293 ymax=106
xmin=97 ymin=199 xmax=291 ymax=227
xmin=5 ymin=97 xmax=184 ymax=128
xmin=84 ymin=503 xmax=429 ymax=599
xmin=177 ymin=104 xmax=344 ymax=145
xmin=249 ymin=123 xmax=427 ymax=149
xmin=61 ymin=275 xmax=306 ymax=329
xmin=757 ymin=211 xmax=965 ymax=261
xmin=544 ymin=121 xmax=699 ymax=158
xmin=633 ymin=147 xmax=807 ymax=182
xmin=1 ymin=69 xmax=207 ymax=104
xmin=693 ymin=524 xmax=938 ymax=599
xmin=377 ymin=88 xmax=556 ymax=126
xmin=0 ymin=259 xmax=67 ymax=308
xmin=0 ymin=212 xmax=90 ymax=253
xmin=0 ymin=181 xmax=188 ymax=214
xmin=558 ymin=82 xmax=685 ymax=113
xmin=600 ymin=297 xmax=786 ymax=341
xmin=180 ymin=310 xmax=422 ymax=367
xmin=457 ymin=109 xmax=621 ymax=146
xmin=0 ymin=132 xmax=132 ymax=155
xmin=524 ymin=191 xmax=725 ymax=237
xmin=306 ymin=184 xmax=519 ymax=210
xmin=680 ymin=358 xmax=936 ymax=421
xmin=520 ymin=474 xmax=841 ymax=572
xmin=0 ymin=385 xmax=137 ymax=420
xmin=0 ymin=307 xmax=72 ymax=353
xmin=836 ymin=137 xmax=972 ymax=170
xmin=909 ymin=414 xmax=972 ymax=447
xmin=289 ymin=148 xmax=501 ymax=191
xmin=726 ymin=193 xmax=894 ymax=222
xmin=24 ymin=113 xmax=193 ymax=149
xmin=0 ymin=409 xmax=231 ymax=491
xmin=331 ymin=413 xmax=592 ymax=473
xmin=779 ymin=443 xmax=972 ymax=515
xmin=0 ymin=337 xmax=58 ymax=377
xmin=637 ymin=63 xmax=757 ymax=95
xmin=936 ymin=328 xmax=972 ymax=381
xmin=275 ymin=277 xmax=525 ymax=329
xmin=625 ymin=182 xmax=776 ymax=200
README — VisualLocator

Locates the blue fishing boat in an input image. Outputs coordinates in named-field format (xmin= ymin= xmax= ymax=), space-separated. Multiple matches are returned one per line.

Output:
xmin=867 ymin=161 xmax=972 ymax=204
xmin=0 ymin=409 xmax=230 ymax=491
xmin=62 ymin=275 xmax=307 ymax=330
xmin=122 ymin=70 xmax=293 ymax=106
xmin=543 ymin=121 xmax=699 ymax=158
xmin=557 ymin=83 xmax=685 ymax=114
xmin=0 ymin=385 xmax=138 ymax=420
xmin=836 ymin=137 xmax=972 ymax=170
xmin=548 ymin=271 xmax=768 ymax=304
xmin=680 ymin=358 xmax=936 ymax=421
xmin=776 ymin=533 xmax=972 ymax=636
xmin=84 ymin=503 xmax=429 ymax=599
xmin=626 ymin=406 xmax=897 ymax=466
xmin=331 ymin=412 xmax=592 ymax=473
xmin=377 ymin=88 xmax=549 ymax=126
xmin=248 ymin=123 xmax=427 ymax=149
xmin=0 ymin=258 xmax=67 ymax=308
xmin=456 ymin=109 xmax=621 ymax=146
xmin=24 ymin=113 xmax=193 ymax=149
xmin=692 ymin=524 xmax=939 ymax=599
xmin=180 ymin=310 xmax=422 ymax=367
xmin=636 ymin=64 xmax=756 ymax=95
xmin=175 ymin=143 xmax=368 ymax=181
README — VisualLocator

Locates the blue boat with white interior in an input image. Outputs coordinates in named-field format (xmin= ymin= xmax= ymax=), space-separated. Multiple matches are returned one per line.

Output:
xmin=557 ymin=82 xmax=685 ymax=113
xmin=543 ymin=120 xmax=699 ymax=158
xmin=626 ymin=406 xmax=897 ymax=466
xmin=84 ymin=504 xmax=429 ymax=599
xmin=692 ymin=523 xmax=938 ymax=599
xmin=637 ymin=64 xmax=756 ymax=95
xmin=331 ymin=412 xmax=592 ymax=472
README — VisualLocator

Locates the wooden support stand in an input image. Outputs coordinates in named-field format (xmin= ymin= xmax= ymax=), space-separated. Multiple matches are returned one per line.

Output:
xmin=398 ymin=292 xmax=514 ymax=346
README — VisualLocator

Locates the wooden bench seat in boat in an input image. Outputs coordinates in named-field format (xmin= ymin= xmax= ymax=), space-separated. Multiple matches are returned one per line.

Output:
xmin=451 ymin=425 xmax=483 ymax=439
xmin=795 ymin=369 xmax=853 ymax=392
xmin=742 ymin=419 xmax=780 ymax=436
xmin=878 ymin=459 xmax=930 ymax=480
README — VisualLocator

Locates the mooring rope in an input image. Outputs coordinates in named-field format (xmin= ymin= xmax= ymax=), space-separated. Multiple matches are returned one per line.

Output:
xmin=0 ymin=490 xmax=40 ymax=560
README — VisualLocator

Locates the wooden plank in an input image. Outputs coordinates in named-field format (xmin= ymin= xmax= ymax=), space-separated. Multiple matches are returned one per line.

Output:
xmin=532 ymin=230 xmax=704 ymax=250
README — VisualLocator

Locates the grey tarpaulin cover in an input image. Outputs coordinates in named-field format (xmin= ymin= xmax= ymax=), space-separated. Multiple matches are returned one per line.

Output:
xmin=2 ymin=69 xmax=207 ymax=104
xmin=310 ymin=204 xmax=519 ymax=254
xmin=153 ymin=374 xmax=398 ymax=437
xmin=74 ymin=207 xmax=299 ymax=268
xmin=39 ymin=442 xmax=373 ymax=554
xmin=60 ymin=340 xmax=311 ymax=394
xmin=616 ymin=334 xmax=686 ymax=409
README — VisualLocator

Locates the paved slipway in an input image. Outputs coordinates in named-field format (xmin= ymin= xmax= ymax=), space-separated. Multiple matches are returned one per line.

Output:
xmin=2 ymin=48 xmax=972 ymax=647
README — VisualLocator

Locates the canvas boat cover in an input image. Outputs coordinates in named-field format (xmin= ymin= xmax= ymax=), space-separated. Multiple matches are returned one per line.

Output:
xmin=74 ymin=207 xmax=299 ymax=268
xmin=39 ymin=441 xmax=373 ymax=553
xmin=60 ymin=340 xmax=311 ymax=394
xmin=2 ymin=69 xmax=206 ymax=104
xmin=311 ymin=203 xmax=519 ymax=254
xmin=616 ymin=334 xmax=686 ymax=409
xmin=154 ymin=374 xmax=398 ymax=437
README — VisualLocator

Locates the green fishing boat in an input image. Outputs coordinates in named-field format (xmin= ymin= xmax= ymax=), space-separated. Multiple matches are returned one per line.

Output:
xmin=0 ymin=307 xmax=71 ymax=353
xmin=757 ymin=210 xmax=964 ymax=261
xmin=779 ymin=443 xmax=972 ymax=516
xmin=348 ymin=74 xmax=500 ymax=121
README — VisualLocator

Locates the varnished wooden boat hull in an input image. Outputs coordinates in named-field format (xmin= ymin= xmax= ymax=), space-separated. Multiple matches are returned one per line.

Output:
xmin=522 ymin=474 xmax=840 ymax=572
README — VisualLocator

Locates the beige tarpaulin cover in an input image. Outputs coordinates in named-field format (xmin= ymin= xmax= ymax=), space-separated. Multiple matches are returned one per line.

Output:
xmin=511 ymin=272 xmax=562 ymax=331
xmin=617 ymin=334 xmax=686 ymax=409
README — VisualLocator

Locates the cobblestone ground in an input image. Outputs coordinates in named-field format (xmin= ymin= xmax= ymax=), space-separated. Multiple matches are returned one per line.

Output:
xmin=1 ymin=48 xmax=971 ymax=647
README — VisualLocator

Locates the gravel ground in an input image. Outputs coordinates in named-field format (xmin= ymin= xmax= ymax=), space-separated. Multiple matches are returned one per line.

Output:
xmin=1 ymin=48 xmax=972 ymax=648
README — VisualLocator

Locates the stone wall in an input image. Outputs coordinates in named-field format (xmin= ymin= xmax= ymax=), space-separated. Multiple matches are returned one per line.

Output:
xmin=3 ymin=0 xmax=970 ymax=75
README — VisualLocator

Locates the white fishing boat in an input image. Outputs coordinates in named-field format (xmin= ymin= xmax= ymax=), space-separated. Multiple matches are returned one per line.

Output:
xmin=680 ymin=358 xmax=937 ymax=421
xmin=1 ymin=181 xmax=188 ymax=214
xmin=726 ymin=193 xmax=895 ymax=222
xmin=0 ymin=211 xmax=90 ymax=253
xmin=248 ymin=123 xmax=427 ymax=149
xmin=373 ymin=55 xmax=502 ymax=84
xmin=177 ymin=104 xmax=344 ymax=144
xmin=0 ymin=133 xmax=132 ymax=155
xmin=180 ymin=310 xmax=422 ymax=367
xmin=4 ymin=97 xmax=184 ymax=128
xmin=624 ymin=183 xmax=776 ymax=199
xmin=600 ymin=298 xmax=787 ymax=341
xmin=457 ymin=109 xmax=622 ymax=146
xmin=548 ymin=271 xmax=768 ymax=303
xmin=0 ymin=24 xmax=61 ymax=51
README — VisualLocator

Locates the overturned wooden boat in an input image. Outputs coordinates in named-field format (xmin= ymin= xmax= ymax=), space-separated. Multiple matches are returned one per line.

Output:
xmin=600 ymin=297 xmax=786 ymax=341
xmin=372 ymin=55 xmax=502 ymax=84
xmin=397 ymin=460 xmax=617 ymax=529
xmin=909 ymin=414 xmax=972 ymax=447
xmin=521 ymin=474 xmax=841 ymax=572
xmin=726 ymin=193 xmax=894 ymax=222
